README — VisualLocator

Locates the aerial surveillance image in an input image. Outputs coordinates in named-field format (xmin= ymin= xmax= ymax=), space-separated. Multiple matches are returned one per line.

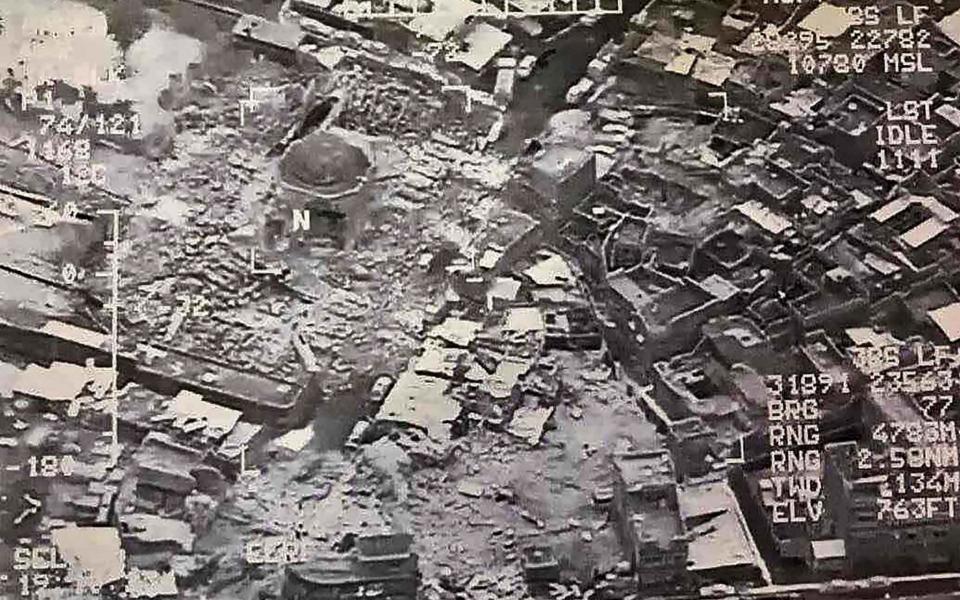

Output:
xmin=5 ymin=0 xmax=960 ymax=598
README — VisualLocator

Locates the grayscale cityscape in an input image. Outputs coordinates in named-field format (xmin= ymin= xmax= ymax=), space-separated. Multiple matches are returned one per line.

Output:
xmin=2 ymin=0 xmax=960 ymax=598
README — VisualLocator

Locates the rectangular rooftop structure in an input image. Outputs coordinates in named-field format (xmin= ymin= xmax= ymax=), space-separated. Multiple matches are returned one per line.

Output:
xmin=734 ymin=200 xmax=791 ymax=235
xmin=375 ymin=369 xmax=459 ymax=441
xmin=530 ymin=146 xmax=597 ymax=209
xmin=871 ymin=195 xmax=958 ymax=224
xmin=939 ymin=8 xmax=960 ymax=47
xmin=233 ymin=14 xmax=305 ymax=60
xmin=901 ymin=218 xmax=950 ymax=249
xmin=448 ymin=23 xmax=513 ymax=71
xmin=929 ymin=302 xmax=960 ymax=342
xmin=678 ymin=479 xmax=765 ymax=583
xmin=798 ymin=2 xmax=858 ymax=38
xmin=613 ymin=450 xmax=676 ymax=495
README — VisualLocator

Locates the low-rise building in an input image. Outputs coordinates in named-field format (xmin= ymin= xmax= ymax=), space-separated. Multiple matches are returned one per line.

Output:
xmin=823 ymin=441 xmax=960 ymax=574
xmin=523 ymin=145 xmax=597 ymax=217
xmin=283 ymin=533 xmax=419 ymax=599
xmin=611 ymin=450 xmax=688 ymax=590
xmin=679 ymin=478 xmax=766 ymax=585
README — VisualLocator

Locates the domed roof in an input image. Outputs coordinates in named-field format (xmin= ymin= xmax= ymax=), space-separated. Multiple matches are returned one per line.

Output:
xmin=279 ymin=131 xmax=370 ymax=191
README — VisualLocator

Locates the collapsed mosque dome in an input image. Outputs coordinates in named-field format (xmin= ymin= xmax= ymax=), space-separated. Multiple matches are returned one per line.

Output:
xmin=279 ymin=130 xmax=371 ymax=194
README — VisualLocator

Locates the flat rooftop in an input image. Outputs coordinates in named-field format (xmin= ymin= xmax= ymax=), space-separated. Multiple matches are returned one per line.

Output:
xmin=614 ymin=450 xmax=675 ymax=492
